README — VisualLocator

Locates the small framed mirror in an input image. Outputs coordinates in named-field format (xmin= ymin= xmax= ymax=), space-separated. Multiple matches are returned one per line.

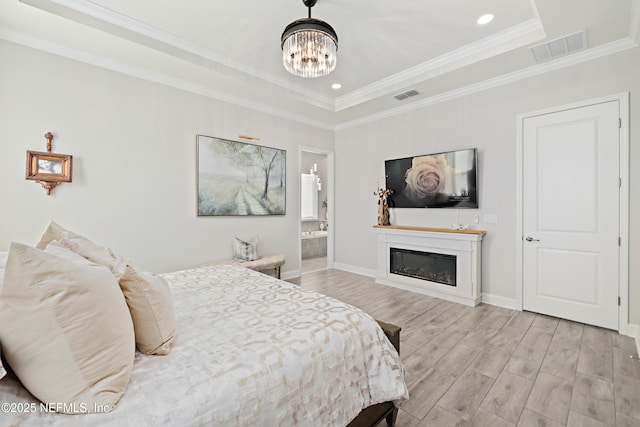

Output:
xmin=25 ymin=132 xmax=73 ymax=195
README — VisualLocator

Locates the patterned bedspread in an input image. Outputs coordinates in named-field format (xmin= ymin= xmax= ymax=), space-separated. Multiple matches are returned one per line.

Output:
xmin=0 ymin=265 xmax=408 ymax=426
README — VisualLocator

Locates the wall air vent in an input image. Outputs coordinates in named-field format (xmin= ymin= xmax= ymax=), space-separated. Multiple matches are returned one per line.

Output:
xmin=530 ymin=30 xmax=587 ymax=63
xmin=394 ymin=89 xmax=420 ymax=101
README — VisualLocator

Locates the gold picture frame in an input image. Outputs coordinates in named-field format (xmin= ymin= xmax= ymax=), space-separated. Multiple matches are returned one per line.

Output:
xmin=25 ymin=132 xmax=73 ymax=195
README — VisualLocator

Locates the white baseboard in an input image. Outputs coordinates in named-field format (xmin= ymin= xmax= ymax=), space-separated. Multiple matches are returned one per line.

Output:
xmin=281 ymin=269 xmax=301 ymax=281
xmin=481 ymin=293 xmax=518 ymax=310
xmin=619 ymin=322 xmax=638 ymax=338
xmin=333 ymin=262 xmax=376 ymax=278
xmin=622 ymin=323 xmax=640 ymax=355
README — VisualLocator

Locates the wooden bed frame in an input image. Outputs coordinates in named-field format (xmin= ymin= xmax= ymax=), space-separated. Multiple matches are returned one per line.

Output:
xmin=347 ymin=320 xmax=401 ymax=427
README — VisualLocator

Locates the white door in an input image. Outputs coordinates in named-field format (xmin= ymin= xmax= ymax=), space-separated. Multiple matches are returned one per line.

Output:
xmin=522 ymin=101 xmax=620 ymax=330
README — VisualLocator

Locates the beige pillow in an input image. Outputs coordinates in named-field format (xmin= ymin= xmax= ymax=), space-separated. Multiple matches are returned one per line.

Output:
xmin=119 ymin=266 xmax=176 ymax=355
xmin=0 ymin=342 xmax=6 ymax=380
xmin=59 ymin=231 xmax=127 ymax=280
xmin=34 ymin=220 xmax=67 ymax=250
xmin=0 ymin=242 xmax=135 ymax=413
xmin=1 ymin=262 xmax=8 ymax=381
xmin=59 ymin=232 xmax=176 ymax=355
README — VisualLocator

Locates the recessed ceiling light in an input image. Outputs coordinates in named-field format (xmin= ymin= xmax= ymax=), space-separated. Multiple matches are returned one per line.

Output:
xmin=331 ymin=83 xmax=342 ymax=90
xmin=477 ymin=14 xmax=494 ymax=25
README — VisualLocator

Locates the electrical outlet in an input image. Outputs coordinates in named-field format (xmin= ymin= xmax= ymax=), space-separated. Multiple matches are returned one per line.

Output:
xmin=473 ymin=214 xmax=479 ymax=224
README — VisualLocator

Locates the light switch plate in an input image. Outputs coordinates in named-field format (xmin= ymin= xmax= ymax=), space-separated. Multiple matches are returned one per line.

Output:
xmin=483 ymin=213 xmax=498 ymax=224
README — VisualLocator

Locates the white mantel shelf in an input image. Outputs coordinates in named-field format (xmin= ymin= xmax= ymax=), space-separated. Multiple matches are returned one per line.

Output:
xmin=373 ymin=225 xmax=487 ymax=236
xmin=374 ymin=225 xmax=485 ymax=306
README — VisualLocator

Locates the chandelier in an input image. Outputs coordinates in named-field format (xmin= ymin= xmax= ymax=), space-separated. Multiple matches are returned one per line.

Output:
xmin=281 ymin=0 xmax=338 ymax=78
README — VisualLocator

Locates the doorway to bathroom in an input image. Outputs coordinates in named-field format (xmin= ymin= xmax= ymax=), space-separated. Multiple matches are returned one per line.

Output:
xmin=299 ymin=147 xmax=334 ymax=274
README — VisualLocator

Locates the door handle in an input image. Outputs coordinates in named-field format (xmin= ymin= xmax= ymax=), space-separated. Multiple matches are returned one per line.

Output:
xmin=525 ymin=236 xmax=540 ymax=242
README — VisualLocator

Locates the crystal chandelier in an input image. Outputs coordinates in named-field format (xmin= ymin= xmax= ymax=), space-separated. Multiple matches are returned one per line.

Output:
xmin=281 ymin=0 xmax=338 ymax=78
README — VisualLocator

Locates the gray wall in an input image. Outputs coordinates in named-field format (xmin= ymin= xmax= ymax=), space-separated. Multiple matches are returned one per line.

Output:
xmin=335 ymin=47 xmax=640 ymax=326
xmin=0 ymin=40 xmax=334 ymax=275
xmin=1 ymin=38 xmax=637 ymax=329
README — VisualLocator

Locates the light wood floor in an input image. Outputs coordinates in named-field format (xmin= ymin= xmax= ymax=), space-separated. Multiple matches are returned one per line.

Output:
xmin=301 ymin=256 xmax=327 ymax=274
xmin=288 ymin=269 xmax=640 ymax=427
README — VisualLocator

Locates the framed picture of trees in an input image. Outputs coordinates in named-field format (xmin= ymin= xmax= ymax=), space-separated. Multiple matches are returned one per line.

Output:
xmin=196 ymin=135 xmax=286 ymax=216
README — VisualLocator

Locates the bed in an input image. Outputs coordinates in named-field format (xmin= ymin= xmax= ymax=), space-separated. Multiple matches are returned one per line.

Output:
xmin=0 ymin=261 xmax=408 ymax=426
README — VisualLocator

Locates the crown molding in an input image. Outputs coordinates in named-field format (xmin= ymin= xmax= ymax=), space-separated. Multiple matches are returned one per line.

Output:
xmin=17 ymin=0 xmax=549 ymax=114
xmin=3 ymin=27 xmax=636 ymax=133
xmin=12 ymin=0 xmax=639 ymax=121
xmin=527 ymin=0 xmax=541 ymax=20
xmin=18 ymin=0 xmax=336 ymax=111
xmin=630 ymin=0 xmax=640 ymax=44
xmin=334 ymin=18 xmax=546 ymax=111
xmin=0 ymin=27 xmax=335 ymax=131
xmin=335 ymin=37 xmax=638 ymax=131
xmin=3 ymin=2 xmax=638 ymax=134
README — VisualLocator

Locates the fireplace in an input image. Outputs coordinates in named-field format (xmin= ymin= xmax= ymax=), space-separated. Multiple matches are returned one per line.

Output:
xmin=390 ymin=248 xmax=456 ymax=286
xmin=375 ymin=226 xmax=485 ymax=306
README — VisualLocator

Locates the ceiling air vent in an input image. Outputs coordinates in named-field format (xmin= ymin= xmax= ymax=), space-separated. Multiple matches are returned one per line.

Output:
xmin=530 ymin=30 xmax=587 ymax=63
xmin=394 ymin=89 xmax=420 ymax=101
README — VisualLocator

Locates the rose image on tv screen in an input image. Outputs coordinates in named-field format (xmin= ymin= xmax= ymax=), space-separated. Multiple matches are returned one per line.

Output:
xmin=403 ymin=154 xmax=453 ymax=201
xmin=385 ymin=148 xmax=478 ymax=208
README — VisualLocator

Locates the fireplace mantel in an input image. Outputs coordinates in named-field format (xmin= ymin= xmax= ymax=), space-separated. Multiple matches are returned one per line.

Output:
xmin=374 ymin=225 xmax=485 ymax=306
xmin=373 ymin=225 xmax=486 ymax=236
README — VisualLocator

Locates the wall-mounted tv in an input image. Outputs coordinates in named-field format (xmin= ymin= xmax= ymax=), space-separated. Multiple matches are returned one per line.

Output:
xmin=385 ymin=148 xmax=478 ymax=209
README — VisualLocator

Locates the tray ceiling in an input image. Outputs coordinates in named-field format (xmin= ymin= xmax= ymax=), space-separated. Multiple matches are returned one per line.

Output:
xmin=1 ymin=0 xmax=638 ymax=129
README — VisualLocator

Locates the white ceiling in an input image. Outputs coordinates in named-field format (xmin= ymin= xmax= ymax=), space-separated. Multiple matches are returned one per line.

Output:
xmin=1 ymin=0 xmax=639 ymax=129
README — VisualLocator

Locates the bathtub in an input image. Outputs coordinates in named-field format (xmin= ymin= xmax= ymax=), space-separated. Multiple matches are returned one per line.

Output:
xmin=300 ymin=230 xmax=328 ymax=239
xmin=301 ymin=230 xmax=327 ymax=258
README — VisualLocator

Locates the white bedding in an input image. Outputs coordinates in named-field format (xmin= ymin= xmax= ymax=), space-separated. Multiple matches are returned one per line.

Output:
xmin=0 ymin=265 xmax=408 ymax=426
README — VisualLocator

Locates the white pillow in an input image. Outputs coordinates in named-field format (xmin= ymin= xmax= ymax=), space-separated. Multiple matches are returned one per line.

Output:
xmin=0 ymin=242 xmax=135 ymax=413
xmin=0 ymin=251 xmax=7 ymax=268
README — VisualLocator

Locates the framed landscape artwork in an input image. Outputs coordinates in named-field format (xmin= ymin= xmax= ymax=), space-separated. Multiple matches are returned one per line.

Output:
xmin=197 ymin=135 xmax=286 ymax=216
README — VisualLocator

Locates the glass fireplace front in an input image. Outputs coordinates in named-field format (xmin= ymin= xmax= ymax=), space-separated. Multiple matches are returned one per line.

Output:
xmin=390 ymin=247 xmax=456 ymax=286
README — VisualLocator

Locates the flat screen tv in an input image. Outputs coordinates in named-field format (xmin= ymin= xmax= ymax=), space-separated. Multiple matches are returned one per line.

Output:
xmin=385 ymin=148 xmax=478 ymax=208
